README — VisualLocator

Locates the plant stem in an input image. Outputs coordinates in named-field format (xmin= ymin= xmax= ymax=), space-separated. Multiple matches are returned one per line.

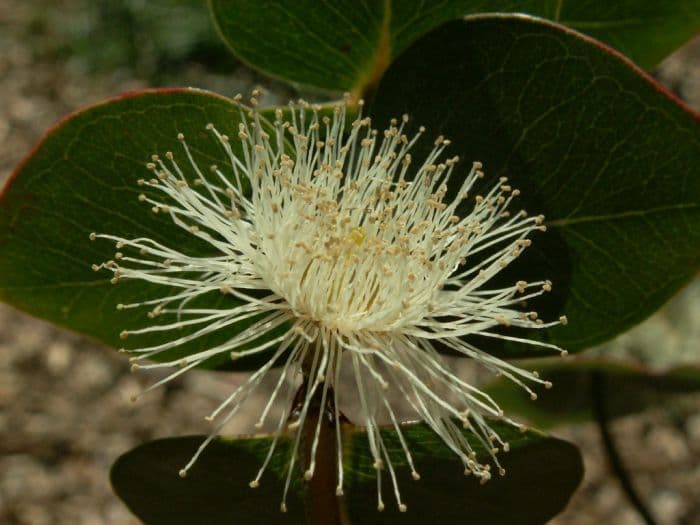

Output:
xmin=297 ymin=382 xmax=344 ymax=525
xmin=591 ymin=371 xmax=658 ymax=525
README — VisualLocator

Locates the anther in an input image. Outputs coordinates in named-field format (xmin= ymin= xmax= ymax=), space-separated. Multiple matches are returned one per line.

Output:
xmin=496 ymin=315 xmax=511 ymax=326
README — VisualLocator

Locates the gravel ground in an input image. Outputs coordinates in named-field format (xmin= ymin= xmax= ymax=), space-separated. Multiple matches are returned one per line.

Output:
xmin=1 ymin=2 xmax=699 ymax=524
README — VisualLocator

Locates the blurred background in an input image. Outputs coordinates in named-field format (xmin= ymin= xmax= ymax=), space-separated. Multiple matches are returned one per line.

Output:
xmin=0 ymin=1 xmax=699 ymax=524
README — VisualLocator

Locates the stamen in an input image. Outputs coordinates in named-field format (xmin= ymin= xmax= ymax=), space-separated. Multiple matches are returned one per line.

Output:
xmin=91 ymin=96 xmax=568 ymax=513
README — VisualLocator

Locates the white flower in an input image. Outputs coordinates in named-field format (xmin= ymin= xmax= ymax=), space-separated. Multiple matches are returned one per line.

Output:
xmin=91 ymin=93 xmax=567 ymax=513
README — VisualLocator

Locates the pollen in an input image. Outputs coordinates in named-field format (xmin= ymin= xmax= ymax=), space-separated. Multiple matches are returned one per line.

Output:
xmin=349 ymin=226 xmax=366 ymax=246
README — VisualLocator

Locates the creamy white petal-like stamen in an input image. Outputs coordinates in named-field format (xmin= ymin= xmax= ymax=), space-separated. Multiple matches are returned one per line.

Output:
xmin=92 ymin=94 xmax=567 ymax=512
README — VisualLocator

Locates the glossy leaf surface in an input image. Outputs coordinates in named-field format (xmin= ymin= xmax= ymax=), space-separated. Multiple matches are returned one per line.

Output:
xmin=371 ymin=16 xmax=700 ymax=353
xmin=0 ymin=89 xmax=274 ymax=370
xmin=111 ymin=421 xmax=583 ymax=524
xmin=209 ymin=0 xmax=700 ymax=92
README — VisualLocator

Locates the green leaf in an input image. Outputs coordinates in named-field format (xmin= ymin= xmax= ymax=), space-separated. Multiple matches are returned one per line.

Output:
xmin=551 ymin=1 xmax=700 ymax=70
xmin=111 ymin=421 xmax=583 ymax=524
xmin=370 ymin=16 xmax=700 ymax=353
xmin=484 ymin=358 xmax=700 ymax=428
xmin=0 ymin=88 xmax=281 ymax=371
xmin=112 ymin=435 xmax=306 ymax=524
xmin=342 ymin=421 xmax=583 ymax=524
xmin=208 ymin=0 xmax=700 ymax=93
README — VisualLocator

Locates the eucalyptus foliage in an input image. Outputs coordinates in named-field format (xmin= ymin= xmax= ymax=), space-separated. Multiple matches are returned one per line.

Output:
xmin=1 ymin=2 xmax=698 ymax=524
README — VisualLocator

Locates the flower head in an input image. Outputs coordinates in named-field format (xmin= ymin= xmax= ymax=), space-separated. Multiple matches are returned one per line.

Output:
xmin=92 ymin=93 xmax=567 ymax=513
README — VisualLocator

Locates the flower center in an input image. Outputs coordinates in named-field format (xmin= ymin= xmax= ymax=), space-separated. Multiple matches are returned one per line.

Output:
xmin=235 ymin=110 xmax=495 ymax=335
xmin=259 ymin=197 xmax=438 ymax=332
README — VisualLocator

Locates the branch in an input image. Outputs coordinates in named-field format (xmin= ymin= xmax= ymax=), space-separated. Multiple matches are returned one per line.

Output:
xmin=591 ymin=371 xmax=658 ymax=525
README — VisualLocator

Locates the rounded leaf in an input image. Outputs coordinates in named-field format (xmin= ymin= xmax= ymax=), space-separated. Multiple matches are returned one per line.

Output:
xmin=0 ymin=89 xmax=278 ymax=370
xmin=111 ymin=421 xmax=583 ymax=524
xmin=371 ymin=15 xmax=700 ymax=353
xmin=208 ymin=0 xmax=700 ymax=93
